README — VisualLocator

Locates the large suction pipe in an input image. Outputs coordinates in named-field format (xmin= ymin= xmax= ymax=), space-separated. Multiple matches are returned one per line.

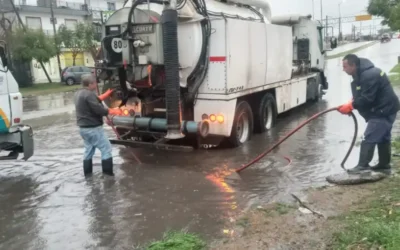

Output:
xmin=109 ymin=116 xmax=210 ymax=138
xmin=162 ymin=0 xmax=185 ymax=140
xmin=227 ymin=0 xmax=272 ymax=21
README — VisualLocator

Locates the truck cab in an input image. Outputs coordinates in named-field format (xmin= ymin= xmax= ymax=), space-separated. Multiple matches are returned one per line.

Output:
xmin=0 ymin=41 xmax=34 ymax=161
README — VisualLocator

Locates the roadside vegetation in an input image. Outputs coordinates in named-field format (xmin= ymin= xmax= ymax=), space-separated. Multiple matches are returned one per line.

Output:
xmin=145 ymin=231 xmax=206 ymax=250
xmin=330 ymin=178 xmax=400 ymax=249
xmin=389 ymin=63 xmax=400 ymax=85
xmin=20 ymin=83 xmax=81 ymax=97
xmin=3 ymin=21 xmax=98 ymax=89
xmin=330 ymin=137 xmax=400 ymax=250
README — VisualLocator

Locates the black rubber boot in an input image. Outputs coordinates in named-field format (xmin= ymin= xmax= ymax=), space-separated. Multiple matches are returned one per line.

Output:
xmin=371 ymin=143 xmax=392 ymax=174
xmin=83 ymin=159 xmax=93 ymax=176
xmin=347 ymin=141 xmax=375 ymax=174
xmin=102 ymin=157 xmax=114 ymax=176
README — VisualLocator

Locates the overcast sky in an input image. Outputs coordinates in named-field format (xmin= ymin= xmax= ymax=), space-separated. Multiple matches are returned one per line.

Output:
xmin=269 ymin=0 xmax=384 ymax=36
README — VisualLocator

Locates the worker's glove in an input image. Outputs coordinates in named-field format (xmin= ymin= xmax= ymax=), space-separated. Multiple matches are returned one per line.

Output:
xmin=98 ymin=89 xmax=114 ymax=101
xmin=108 ymin=107 xmax=123 ymax=116
xmin=337 ymin=101 xmax=354 ymax=114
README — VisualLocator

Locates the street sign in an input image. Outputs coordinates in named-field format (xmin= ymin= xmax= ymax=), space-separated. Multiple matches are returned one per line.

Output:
xmin=355 ymin=15 xmax=372 ymax=21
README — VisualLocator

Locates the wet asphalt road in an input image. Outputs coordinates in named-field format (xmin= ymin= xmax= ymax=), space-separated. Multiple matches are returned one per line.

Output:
xmin=2 ymin=40 xmax=400 ymax=249
xmin=326 ymin=41 xmax=372 ymax=57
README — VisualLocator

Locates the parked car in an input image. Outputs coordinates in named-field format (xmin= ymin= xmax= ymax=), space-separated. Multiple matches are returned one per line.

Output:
xmin=61 ymin=66 xmax=95 ymax=86
xmin=381 ymin=33 xmax=391 ymax=43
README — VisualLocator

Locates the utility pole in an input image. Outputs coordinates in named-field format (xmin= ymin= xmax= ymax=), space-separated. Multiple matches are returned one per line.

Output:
xmin=320 ymin=0 xmax=323 ymax=21
xmin=338 ymin=3 xmax=342 ymax=41
xmin=325 ymin=15 xmax=328 ymax=40
xmin=312 ymin=0 xmax=315 ymax=20
xmin=8 ymin=0 xmax=53 ymax=83
xmin=50 ymin=0 xmax=62 ymax=78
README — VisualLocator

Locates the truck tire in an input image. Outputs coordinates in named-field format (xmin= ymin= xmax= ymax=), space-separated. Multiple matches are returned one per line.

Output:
xmin=312 ymin=84 xmax=323 ymax=102
xmin=227 ymin=101 xmax=254 ymax=147
xmin=254 ymin=93 xmax=277 ymax=133
xmin=310 ymin=73 xmax=323 ymax=102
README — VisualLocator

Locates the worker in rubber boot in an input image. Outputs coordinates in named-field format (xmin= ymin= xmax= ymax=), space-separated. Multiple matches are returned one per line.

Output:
xmin=338 ymin=54 xmax=400 ymax=174
xmin=74 ymin=74 xmax=123 ymax=177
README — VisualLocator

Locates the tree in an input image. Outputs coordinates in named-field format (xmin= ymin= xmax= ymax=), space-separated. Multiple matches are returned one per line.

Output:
xmin=57 ymin=22 xmax=98 ymax=66
xmin=368 ymin=0 xmax=400 ymax=30
xmin=9 ymin=28 xmax=57 ymax=63
xmin=81 ymin=23 xmax=100 ymax=61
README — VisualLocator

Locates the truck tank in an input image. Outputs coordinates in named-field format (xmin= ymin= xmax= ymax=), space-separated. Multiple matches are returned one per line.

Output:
xmin=97 ymin=0 xmax=286 ymax=149
xmin=101 ymin=0 xmax=272 ymax=88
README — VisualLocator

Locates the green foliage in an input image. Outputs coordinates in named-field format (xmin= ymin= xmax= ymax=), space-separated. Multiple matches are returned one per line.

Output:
xmin=146 ymin=231 xmax=206 ymax=250
xmin=392 ymin=136 xmax=400 ymax=153
xmin=9 ymin=28 xmax=57 ymax=63
xmin=368 ymin=0 xmax=400 ymax=30
xmin=56 ymin=22 xmax=97 ymax=65
xmin=388 ymin=63 xmax=400 ymax=85
xmin=19 ymin=82 xmax=81 ymax=97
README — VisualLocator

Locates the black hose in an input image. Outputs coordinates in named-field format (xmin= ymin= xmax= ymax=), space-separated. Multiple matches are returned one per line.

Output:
xmin=162 ymin=8 xmax=182 ymax=137
xmin=126 ymin=0 xmax=144 ymax=38
xmin=187 ymin=21 xmax=210 ymax=103
xmin=186 ymin=0 xmax=211 ymax=104
xmin=124 ymin=0 xmax=210 ymax=105
xmin=126 ymin=0 xmax=165 ymax=38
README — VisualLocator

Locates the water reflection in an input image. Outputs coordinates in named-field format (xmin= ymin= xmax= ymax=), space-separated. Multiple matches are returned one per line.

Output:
xmin=0 ymin=176 xmax=43 ymax=249
xmin=85 ymin=177 xmax=119 ymax=249
xmin=23 ymin=92 xmax=75 ymax=113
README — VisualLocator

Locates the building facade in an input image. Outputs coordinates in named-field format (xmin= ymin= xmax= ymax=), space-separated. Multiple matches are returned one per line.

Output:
xmin=0 ymin=0 xmax=125 ymax=83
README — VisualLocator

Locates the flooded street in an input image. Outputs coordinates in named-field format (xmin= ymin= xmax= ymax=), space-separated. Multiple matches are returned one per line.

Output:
xmin=2 ymin=40 xmax=400 ymax=249
xmin=326 ymin=41 xmax=373 ymax=57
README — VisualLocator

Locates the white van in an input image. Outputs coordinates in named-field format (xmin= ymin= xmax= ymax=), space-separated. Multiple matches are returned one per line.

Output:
xmin=0 ymin=41 xmax=34 ymax=160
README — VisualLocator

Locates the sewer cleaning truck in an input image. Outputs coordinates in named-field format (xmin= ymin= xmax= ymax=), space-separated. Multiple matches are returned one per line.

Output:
xmin=0 ymin=41 xmax=34 ymax=160
xmin=96 ymin=0 xmax=337 ymax=151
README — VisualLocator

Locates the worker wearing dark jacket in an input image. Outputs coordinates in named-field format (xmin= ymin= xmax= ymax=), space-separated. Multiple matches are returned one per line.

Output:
xmin=338 ymin=54 xmax=400 ymax=174
xmin=74 ymin=74 xmax=122 ymax=176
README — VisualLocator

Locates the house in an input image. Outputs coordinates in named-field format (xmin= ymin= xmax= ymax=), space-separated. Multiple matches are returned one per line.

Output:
xmin=0 ymin=0 xmax=125 ymax=83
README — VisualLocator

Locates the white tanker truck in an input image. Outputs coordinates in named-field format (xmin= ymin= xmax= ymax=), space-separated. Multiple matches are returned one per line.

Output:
xmin=97 ymin=0 xmax=337 ymax=151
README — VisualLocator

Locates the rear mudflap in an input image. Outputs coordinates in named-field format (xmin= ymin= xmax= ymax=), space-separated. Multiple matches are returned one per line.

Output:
xmin=0 ymin=125 xmax=34 ymax=161
xmin=20 ymin=125 xmax=34 ymax=160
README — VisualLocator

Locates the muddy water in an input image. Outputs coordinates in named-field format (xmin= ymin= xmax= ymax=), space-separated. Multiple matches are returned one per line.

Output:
xmin=2 ymin=40 xmax=400 ymax=249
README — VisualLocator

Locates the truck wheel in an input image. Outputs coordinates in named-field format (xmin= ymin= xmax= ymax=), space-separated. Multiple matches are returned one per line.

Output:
xmin=227 ymin=101 xmax=254 ymax=147
xmin=312 ymin=84 xmax=323 ymax=102
xmin=311 ymin=74 xmax=323 ymax=102
xmin=254 ymin=93 xmax=277 ymax=133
